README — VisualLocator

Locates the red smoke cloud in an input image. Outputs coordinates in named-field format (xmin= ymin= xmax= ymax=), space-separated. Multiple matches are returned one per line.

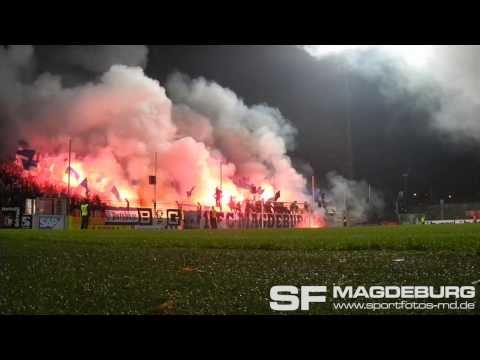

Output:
xmin=14 ymin=65 xmax=315 ymax=213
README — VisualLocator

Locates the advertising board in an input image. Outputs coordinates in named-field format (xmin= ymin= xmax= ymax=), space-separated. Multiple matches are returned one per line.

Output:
xmin=104 ymin=207 xmax=153 ymax=226
xmin=1 ymin=207 xmax=20 ymax=228
xmin=38 ymin=215 xmax=65 ymax=230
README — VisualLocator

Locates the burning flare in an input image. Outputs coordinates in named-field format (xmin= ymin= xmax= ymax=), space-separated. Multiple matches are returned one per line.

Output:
xmin=12 ymin=65 xmax=318 ymax=219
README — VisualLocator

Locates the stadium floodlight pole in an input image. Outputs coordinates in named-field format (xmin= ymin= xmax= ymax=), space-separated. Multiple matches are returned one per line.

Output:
xmin=440 ymin=198 xmax=445 ymax=220
xmin=395 ymin=194 xmax=400 ymax=223
xmin=311 ymin=175 xmax=315 ymax=227
xmin=220 ymin=160 xmax=223 ymax=191
xmin=261 ymin=199 xmax=264 ymax=229
xmin=403 ymin=173 xmax=409 ymax=212
xmin=154 ymin=152 xmax=157 ymax=215
xmin=311 ymin=175 xmax=315 ymax=206
xmin=67 ymin=138 xmax=72 ymax=199
xmin=343 ymin=56 xmax=354 ymax=180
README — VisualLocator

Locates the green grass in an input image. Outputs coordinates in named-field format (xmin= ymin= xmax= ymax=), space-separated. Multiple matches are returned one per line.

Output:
xmin=1 ymin=225 xmax=480 ymax=315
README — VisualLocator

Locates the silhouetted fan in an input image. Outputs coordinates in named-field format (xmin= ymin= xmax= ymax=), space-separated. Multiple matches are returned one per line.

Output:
xmin=274 ymin=191 xmax=281 ymax=201
xmin=111 ymin=186 xmax=121 ymax=202
xmin=16 ymin=147 xmax=38 ymax=171
xmin=186 ymin=186 xmax=195 ymax=198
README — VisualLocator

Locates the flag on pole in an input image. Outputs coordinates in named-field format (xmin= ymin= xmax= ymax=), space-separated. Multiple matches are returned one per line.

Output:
xmin=233 ymin=175 xmax=251 ymax=190
xmin=79 ymin=178 xmax=88 ymax=190
xmin=274 ymin=190 xmax=281 ymax=202
xmin=65 ymin=166 xmax=80 ymax=181
xmin=79 ymin=178 xmax=89 ymax=197
xmin=16 ymin=148 xmax=38 ymax=170
xmin=111 ymin=186 xmax=121 ymax=202
xmin=79 ymin=178 xmax=88 ymax=188
xmin=186 ymin=186 xmax=195 ymax=198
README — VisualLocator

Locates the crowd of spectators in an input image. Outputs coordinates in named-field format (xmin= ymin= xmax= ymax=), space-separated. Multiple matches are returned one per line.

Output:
xmin=0 ymin=162 xmax=43 ymax=209
xmin=0 ymin=162 xmax=106 ymax=214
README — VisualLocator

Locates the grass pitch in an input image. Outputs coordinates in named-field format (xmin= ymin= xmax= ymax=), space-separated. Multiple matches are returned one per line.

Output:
xmin=1 ymin=225 xmax=479 ymax=315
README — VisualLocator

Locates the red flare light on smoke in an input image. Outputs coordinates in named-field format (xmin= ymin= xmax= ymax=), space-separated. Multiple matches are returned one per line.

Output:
xmin=10 ymin=64 xmax=326 ymax=228
xmin=25 ymin=151 xmax=277 ymax=209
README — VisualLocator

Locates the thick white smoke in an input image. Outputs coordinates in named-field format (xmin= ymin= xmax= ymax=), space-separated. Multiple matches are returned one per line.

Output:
xmin=300 ymin=45 xmax=480 ymax=144
xmin=0 ymin=45 xmax=36 ymax=154
xmin=299 ymin=45 xmax=480 ymax=221
xmin=325 ymin=172 xmax=385 ymax=224
xmin=0 ymin=46 xmax=150 ymax=155
xmin=0 ymin=45 xmax=312 ymax=209
xmin=166 ymin=73 xmax=307 ymax=202
xmin=426 ymin=46 xmax=480 ymax=143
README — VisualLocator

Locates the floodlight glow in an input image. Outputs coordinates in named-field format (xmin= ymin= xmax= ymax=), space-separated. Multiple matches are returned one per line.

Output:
xmin=382 ymin=45 xmax=434 ymax=68
xmin=302 ymin=45 xmax=434 ymax=68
